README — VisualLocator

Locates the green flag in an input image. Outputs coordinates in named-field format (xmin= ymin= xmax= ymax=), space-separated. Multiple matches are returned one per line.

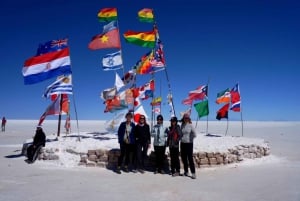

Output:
xmin=194 ymin=100 xmax=209 ymax=118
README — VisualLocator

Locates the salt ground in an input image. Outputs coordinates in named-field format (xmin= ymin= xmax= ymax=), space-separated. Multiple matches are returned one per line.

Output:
xmin=0 ymin=120 xmax=299 ymax=201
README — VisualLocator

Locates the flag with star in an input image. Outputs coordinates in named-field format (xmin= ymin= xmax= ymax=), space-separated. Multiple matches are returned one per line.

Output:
xmin=102 ymin=51 xmax=123 ymax=70
xmin=88 ymin=21 xmax=121 ymax=50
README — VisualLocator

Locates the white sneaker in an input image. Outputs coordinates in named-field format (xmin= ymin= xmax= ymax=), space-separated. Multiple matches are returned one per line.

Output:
xmin=191 ymin=173 xmax=196 ymax=179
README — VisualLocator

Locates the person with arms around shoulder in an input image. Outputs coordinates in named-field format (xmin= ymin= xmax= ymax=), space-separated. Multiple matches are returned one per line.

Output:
xmin=166 ymin=116 xmax=182 ymax=177
xmin=116 ymin=112 xmax=136 ymax=174
xmin=180 ymin=113 xmax=197 ymax=179
xmin=151 ymin=114 xmax=168 ymax=174
xmin=1 ymin=117 xmax=6 ymax=132
xmin=134 ymin=115 xmax=151 ymax=173
xmin=26 ymin=126 xmax=46 ymax=163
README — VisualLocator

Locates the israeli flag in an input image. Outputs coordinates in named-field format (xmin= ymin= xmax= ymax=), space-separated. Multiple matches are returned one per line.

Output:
xmin=102 ymin=51 xmax=123 ymax=71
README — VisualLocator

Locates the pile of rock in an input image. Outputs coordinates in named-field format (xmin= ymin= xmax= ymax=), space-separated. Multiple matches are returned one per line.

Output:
xmin=22 ymin=142 xmax=270 ymax=169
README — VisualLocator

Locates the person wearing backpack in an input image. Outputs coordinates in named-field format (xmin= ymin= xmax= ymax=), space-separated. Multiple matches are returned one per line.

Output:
xmin=166 ymin=116 xmax=182 ymax=176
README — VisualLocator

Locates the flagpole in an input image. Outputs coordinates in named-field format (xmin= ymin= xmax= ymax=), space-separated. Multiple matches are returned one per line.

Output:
xmin=225 ymin=118 xmax=229 ymax=136
xmin=57 ymin=94 xmax=63 ymax=137
xmin=239 ymin=84 xmax=244 ymax=136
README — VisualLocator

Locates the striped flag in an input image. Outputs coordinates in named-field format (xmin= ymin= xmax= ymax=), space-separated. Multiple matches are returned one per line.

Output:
xmin=43 ymin=74 xmax=72 ymax=98
xmin=102 ymin=51 xmax=123 ymax=71
xmin=23 ymin=47 xmax=72 ymax=85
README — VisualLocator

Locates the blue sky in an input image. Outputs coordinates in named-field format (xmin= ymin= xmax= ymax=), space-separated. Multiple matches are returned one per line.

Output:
xmin=0 ymin=0 xmax=299 ymax=121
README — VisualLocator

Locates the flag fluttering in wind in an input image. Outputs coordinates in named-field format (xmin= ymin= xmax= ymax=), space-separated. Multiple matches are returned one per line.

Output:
xmin=23 ymin=39 xmax=72 ymax=85
xmin=133 ymin=105 xmax=148 ymax=123
xmin=43 ymin=74 xmax=73 ymax=98
xmin=122 ymin=70 xmax=136 ymax=85
xmin=138 ymin=8 xmax=154 ymax=23
xmin=189 ymin=85 xmax=208 ymax=101
xmin=150 ymin=39 xmax=165 ymax=68
xmin=216 ymin=103 xmax=230 ymax=120
xmin=102 ymin=51 xmax=123 ymax=71
xmin=194 ymin=100 xmax=209 ymax=118
xmin=97 ymin=8 xmax=117 ymax=22
xmin=100 ymin=87 xmax=117 ymax=101
xmin=38 ymin=95 xmax=69 ymax=126
xmin=151 ymin=96 xmax=162 ymax=106
xmin=133 ymin=51 xmax=154 ymax=74
xmin=230 ymin=83 xmax=241 ymax=112
xmin=104 ymin=96 xmax=128 ymax=113
xmin=115 ymin=72 xmax=125 ymax=91
xmin=123 ymin=30 xmax=156 ymax=48
xmin=138 ymin=79 xmax=155 ymax=100
xmin=216 ymin=88 xmax=231 ymax=104
xmin=88 ymin=21 xmax=121 ymax=50
xmin=36 ymin=39 xmax=68 ymax=56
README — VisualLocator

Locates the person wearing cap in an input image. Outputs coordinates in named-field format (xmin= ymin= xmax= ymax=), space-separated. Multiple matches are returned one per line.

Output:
xmin=180 ymin=113 xmax=197 ymax=179
xmin=167 ymin=116 xmax=182 ymax=176
xmin=134 ymin=115 xmax=151 ymax=173
xmin=26 ymin=126 xmax=46 ymax=163
xmin=151 ymin=114 xmax=168 ymax=174
xmin=116 ymin=112 xmax=136 ymax=174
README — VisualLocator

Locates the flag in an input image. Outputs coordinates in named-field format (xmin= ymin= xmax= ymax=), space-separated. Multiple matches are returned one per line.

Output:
xmin=151 ymin=96 xmax=162 ymax=106
xmin=102 ymin=51 xmax=123 ymax=71
xmin=133 ymin=51 xmax=154 ymax=74
xmin=139 ymin=79 xmax=155 ymax=100
xmin=123 ymin=30 xmax=155 ymax=48
xmin=115 ymin=72 xmax=125 ymax=91
xmin=122 ymin=70 xmax=135 ymax=85
xmin=88 ymin=21 xmax=121 ymax=50
xmin=23 ymin=48 xmax=72 ymax=85
xmin=104 ymin=96 xmax=128 ymax=113
xmin=216 ymin=103 xmax=229 ymax=120
xmin=43 ymin=74 xmax=72 ymax=98
xmin=153 ymin=107 xmax=161 ymax=115
xmin=189 ymin=85 xmax=208 ymax=101
xmin=182 ymin=97 xmax=193 ymax=105
xmin=36 ymin=38 xmax=68 ymax=56
xmin=167 ymin=93 xmax=175 ymax=117
xmin=138 ymin=8 xmax=154 ymax=23
xmin=230 ymin=83 xmax=241 ymax=112
xmin=150 ymin=39 xmax=165 ymax=68
xmin=133 ymin=105 xmax=148 ymax=123
xmin=100 ymin=87 xmax=117 ymax=100
xmin=216 ymin=88 xmax=231 ymax=104
xmin=38 ymin=95 xmax=69 ymax=126
xmin=194 ymin=100 xmax=209 ymax=118
xmin=97 ymin=8 xmax=117 ymax=22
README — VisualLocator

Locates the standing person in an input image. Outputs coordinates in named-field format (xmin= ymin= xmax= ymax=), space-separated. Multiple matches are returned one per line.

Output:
xmin=26 ymin=126 xmax=46 ymax=163
xmin=116 ymin=112 xmax=136 ymax=174
xmin=151 ymin=114 xmax=168 ymax=174
xmin=1 ymin=117 xmax=6 ymax=132
xmin=167 ymin=116 xmax=182 ymax=176
xmin=134 ymin=115 xmax=151 ymax=173
xmin=180 ymin=113 xmax=197 ymax=179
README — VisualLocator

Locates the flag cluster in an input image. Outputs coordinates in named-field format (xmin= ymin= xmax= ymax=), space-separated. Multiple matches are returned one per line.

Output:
xmin=22 ymin=38 xmax=73 ymax=127
xmin=215 ymin=83 xmax=241 ymax=120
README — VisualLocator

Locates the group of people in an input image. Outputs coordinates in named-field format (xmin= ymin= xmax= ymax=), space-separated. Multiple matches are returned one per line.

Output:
xmin=116 ymin=112 xmax=197 ymax=179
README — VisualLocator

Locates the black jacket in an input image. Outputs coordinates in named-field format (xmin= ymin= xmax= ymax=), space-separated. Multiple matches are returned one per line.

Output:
xmin=134 ymin=124 xmax=151 ymax=145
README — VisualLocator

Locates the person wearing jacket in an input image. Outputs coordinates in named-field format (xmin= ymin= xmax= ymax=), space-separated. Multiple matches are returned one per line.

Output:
xmin=180 ymin=113 xmax=197 ymax=179
xmin=26 ymin=126 xmax=46 ymax=163
xmin=134 ymin=115 xmax=151 ymax=173
xmin=151 ymin=114 xmax=168 ymax=174
xmin=167 ymin=116 xmax=182 ymax=176
xmin=116 ymin=112 xmax=136 ymax=174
